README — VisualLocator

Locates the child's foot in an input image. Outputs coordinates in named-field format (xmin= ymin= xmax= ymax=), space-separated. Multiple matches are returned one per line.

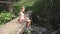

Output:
xmin=26 ymin=27 xmax=33 ymax=31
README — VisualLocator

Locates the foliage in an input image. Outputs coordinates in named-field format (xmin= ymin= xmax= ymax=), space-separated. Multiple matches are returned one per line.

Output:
xmin=13 ymin=0 xmax=37 ymax=7
xmin=13 ymin=0 xmax=38 ymax=15
xmin=0 ymin=11 xmax=16 ymax=24
xmin=13 ymin=6 xmax=20 ymax=15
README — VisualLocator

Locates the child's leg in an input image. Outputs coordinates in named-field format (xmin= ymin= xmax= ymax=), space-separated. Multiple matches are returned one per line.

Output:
xmin=26 ymin=18 xmax=31 ymax=28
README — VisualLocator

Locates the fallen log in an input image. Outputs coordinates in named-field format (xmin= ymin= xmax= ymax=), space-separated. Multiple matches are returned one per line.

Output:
xmin=0 ymin=17 xmax=26 ymax=34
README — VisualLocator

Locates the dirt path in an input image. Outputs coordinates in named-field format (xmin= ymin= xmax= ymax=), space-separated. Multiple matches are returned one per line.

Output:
xmin=0 ymin=17 xmax=24 ymax=34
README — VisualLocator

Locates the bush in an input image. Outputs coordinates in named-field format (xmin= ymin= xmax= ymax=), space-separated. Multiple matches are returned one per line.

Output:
xmin=0 ymin=12 xmax=16 ymax=24
xmin=13 ymin=6 xmax=21 ymax=16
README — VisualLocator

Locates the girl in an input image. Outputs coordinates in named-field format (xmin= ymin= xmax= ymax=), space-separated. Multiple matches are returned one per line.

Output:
xmin=19 ymin=6 xmax=31 ymax=29
xmin=19 ymin=6 xmax=26 ymax=23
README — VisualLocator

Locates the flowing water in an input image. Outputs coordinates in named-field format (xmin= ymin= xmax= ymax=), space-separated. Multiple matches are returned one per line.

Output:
xmin=22 ymin=25 xmax=50 ymax=34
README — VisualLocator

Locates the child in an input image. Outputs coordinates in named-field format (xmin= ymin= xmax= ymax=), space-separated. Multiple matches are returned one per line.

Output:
xmin=19 ymin=6 xmax=26 ymax=23
xmin=19 ymin=6 xmax=31 ymax=29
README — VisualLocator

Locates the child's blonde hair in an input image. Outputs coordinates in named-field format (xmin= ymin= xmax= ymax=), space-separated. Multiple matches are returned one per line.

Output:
xmin=20 ymin=6 xmax=25 ymax=11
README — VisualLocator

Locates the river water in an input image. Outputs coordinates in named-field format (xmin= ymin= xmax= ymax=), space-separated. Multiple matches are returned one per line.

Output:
xmin=22 ymin=24 xmax=51 ymax=34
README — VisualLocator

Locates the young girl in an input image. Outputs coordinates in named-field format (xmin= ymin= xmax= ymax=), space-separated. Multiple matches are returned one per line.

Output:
xmin=19 ymin=6 xmax=26 ymax=23
xmin=19 ymin=6 xmax=31 ymax=29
